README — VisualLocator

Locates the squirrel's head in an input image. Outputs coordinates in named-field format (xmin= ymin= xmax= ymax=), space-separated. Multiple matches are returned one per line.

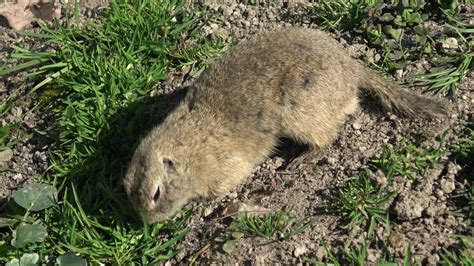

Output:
xmin=123 ymin=140 xmax=195 ymax=224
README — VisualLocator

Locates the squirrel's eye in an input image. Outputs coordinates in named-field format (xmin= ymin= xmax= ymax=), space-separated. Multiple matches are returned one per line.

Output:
xmin=163 ymin=158 xmax=176 ymax=172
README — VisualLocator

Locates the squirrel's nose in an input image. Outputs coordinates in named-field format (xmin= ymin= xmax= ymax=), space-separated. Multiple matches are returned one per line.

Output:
xmin=152 ymin=186 xmax=160 ymax=204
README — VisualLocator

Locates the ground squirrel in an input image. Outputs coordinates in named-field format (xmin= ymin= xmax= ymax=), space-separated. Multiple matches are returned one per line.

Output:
xmin=124 ymin=27 xmax=447 ymax=224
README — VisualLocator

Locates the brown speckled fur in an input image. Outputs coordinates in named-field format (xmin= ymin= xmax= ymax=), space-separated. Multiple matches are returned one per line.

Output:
xmin=123 ymin=28 xmax=447 ymax=224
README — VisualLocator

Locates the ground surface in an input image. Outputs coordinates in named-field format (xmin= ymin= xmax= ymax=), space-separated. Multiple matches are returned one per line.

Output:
xmin=1 ymin=0 xmax=473 ymax=265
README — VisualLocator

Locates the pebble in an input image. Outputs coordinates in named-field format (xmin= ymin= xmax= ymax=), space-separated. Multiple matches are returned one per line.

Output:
xmin=440 ymin=37 xmax=459 ymax=52
xmin=395 ymin=69 xmax=404 ymax=79
xmin=293 ymin=244 xmax=307 ymax=257
xmin=440 ymin=179 xmax=455 ymax=194
xmin=326 ymin=157 xmax=337 ymax=165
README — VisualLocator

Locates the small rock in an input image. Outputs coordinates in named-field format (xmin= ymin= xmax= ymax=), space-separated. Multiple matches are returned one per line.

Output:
xmin=394 ymin=191 xmax=430 ymax=220
xmin=326 ymin=157 xmax=337 ymax=165
xmin=293 ymin=244 xmax=307 ymax=257
xmin=441 ymin=37 xmax=459 ymax=52
xmin=367 ymin=249 xmax=379 ymax=262
xmin=352 ymin=122 xmax=361 ymax=130
xmin=228 ymin=192 xmax=238 ymax=199
xmin=219 ymin=6 xmax=233 ymax=17
xmin=255 ymin=253 xmax=269 ymax=264
xmin=388 ymin=114 xmax=398 ymax=121
xmin=273 ymin=157 xmax=285 ymax=168
xmin=243 ymin=9 xmax=256 ymax=18
xmin=242 ymin=20 xmax=251 ymax=28
xmin=425 ymin=205 xmax=437 ymax=217
xmin=203 ymin=205 xmax=215 ymax=217
xmin=423 ymin=218 xmax=434 ymax=226
xmin=12 ymin=106 xmax=23 ymax=118
xmin=13 ymin=173 xmax=23 ymax=180
xmin=376 ymin=226 xmax=385 ymax=239
xmin=232 ymin=10 xmax=241 ymax=19
xmin=237 ymin=3 xmax=246 ymax=11
xmin=395 ymin=69 xmax=404 ymax=79
xmin=374 ymin=53 xmax=381 ymax=62
xmin=427 ymin=254 xmax=440 ymax=265
xmin=315 ymin=246 xmax=326 ymax=260
xmin=435 ymin=192 xmax=446 ymax=203
xmin=266 ymin=12 xmax=276 ymax=20
xmin=213 ymin=28 xmax=229 ymax=40
xmin=445 ymin=215 xmax=457 ymax=227
xmin=389 ymin=231 xmax=406 ymax=249
xmin=372 ymin=170 xmax=388 ymax=188
xmin=440 ymin=179 xmax=455 ymax=194
xmin=447 ymin=162 xmax=461 ymax=175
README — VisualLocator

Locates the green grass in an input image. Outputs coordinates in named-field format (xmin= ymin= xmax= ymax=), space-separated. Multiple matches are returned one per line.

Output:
xmin=0 ymin=124 xmax=23 ymax=151
xmin=215 ymin=210 xmax=315 ymax=254
xmin=330 ymin=136 xmax=450 ymax=264
xmin=441 ymin=124 xmax=474 ymax=264
xmin=0 ymin=0 xmax=225 ymax=264
xmin=309 ymin=0 xmax=378 ymax=31
xmin=231 ymin=211 xmax=294 ymax=238
xmin=330 ymin=127 xmax=474 ymax=264
xmin=439 ymin=236 xmax=474 ymax=266
xmin=335 ymin=137 xmax=445 ymax=229
xmin=370 ymin=139 xmax=445 ymax=181
xmin=414 ymin=10 xmax=473 ymax=97
xmin=308 ymin=0 xmax=472 ymax=93
xmin=453 ymin=123 xmax=474 ymax=167
xmin=230 ymin=211 xmax=313 ymax=239
xmin=334 ymin=171 xmax=395 ymax=229
xmin=306 ymin=239 xmax=414 ymax=266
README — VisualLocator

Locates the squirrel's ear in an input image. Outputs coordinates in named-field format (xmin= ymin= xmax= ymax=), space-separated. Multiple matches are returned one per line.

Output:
xmin=162 ymin=157 xmax=177 ymax=173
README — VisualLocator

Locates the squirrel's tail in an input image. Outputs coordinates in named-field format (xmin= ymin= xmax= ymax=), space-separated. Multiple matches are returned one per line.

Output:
xmin=359 ymin=69 xmax=448 ymax=118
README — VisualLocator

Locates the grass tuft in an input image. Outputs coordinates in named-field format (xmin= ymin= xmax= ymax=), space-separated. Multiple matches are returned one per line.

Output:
xmin=371 ymin=139 xmax=445 ymax=181
xmin=439 ymin=236 xmax=474 ymax=266
xmin=214 ymin=210 xmax=315 ymax=254
xmin=230 ymin=211 xmax=313 ymax=239
xmin=334 ymin=171 xmax=395 ymax=229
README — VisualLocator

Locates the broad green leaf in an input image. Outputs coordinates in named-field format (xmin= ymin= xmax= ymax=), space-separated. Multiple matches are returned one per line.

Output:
xmin=6 ymin=253 xmax=39 ymax=266
xmin=0 ymin=148 xmax=13 ymax=161
xmin=222 ymin=239 xmax=237 ymax=254
xmin=231 ymin=231 xmax=244 ymax=240
xmin=13 ymin=183 xmax=57 ymax=211
xmin=5 ymin=258 xmax=18 ymax=266
xmin=19 ymin=253 xmax=39 ymax=266
xmin=56 ymin=252 xmax=87 ymax=266
xmin=12 ymin=223 xmax=48 ymax=248
xmin=0 ymin=217 xmax=18 ymax=227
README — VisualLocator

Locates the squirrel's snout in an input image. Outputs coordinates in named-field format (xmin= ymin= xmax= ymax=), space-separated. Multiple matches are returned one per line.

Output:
xmin=144 ymin=185 xmax=161 ymax=210
xmin=152 ymin=186 xmax=160 ymax=204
